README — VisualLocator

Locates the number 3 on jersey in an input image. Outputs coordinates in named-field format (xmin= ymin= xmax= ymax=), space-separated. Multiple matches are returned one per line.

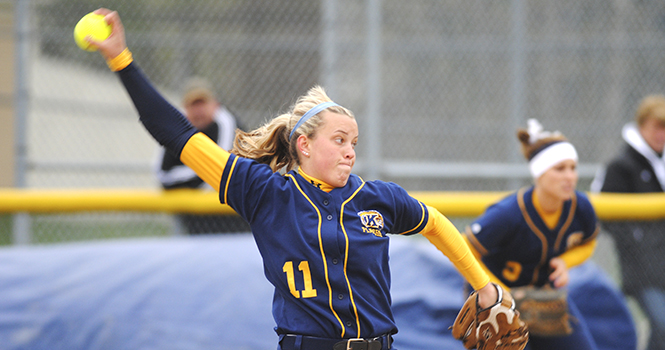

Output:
xmin=283 ymin=261 xmax=318 ymax=298
xmin=502 ymin=260 xmax=523 ymax=282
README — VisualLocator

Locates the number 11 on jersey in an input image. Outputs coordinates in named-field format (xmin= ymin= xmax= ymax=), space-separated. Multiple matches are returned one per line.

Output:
xmin=283 ymin=261 xmax=318 ymax=298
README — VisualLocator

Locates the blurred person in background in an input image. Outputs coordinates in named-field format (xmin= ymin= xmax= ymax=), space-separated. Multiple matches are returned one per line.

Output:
xmin=154 ymin=77 xmax=250 ymax=234
xmin=591 ymin=94 xmax=665 ymax=350
xmin=463 ymin=119 xmax=636 ymax=350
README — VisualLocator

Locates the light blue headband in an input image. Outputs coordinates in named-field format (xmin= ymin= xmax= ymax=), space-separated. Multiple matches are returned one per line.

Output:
xmin=289 ymin=101 xmax=340 ymax=139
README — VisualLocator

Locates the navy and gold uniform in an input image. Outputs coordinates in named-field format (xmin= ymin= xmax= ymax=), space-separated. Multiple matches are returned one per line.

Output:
xmin=464 ymin=186 xmax=600 ymax=350
xmin=110 ymin=51 xmax=490 ymax=349
xmin=220 ymin=154 xmax=429 ymax=338
xmin=465 ymin=186 xmax=599 ymax=289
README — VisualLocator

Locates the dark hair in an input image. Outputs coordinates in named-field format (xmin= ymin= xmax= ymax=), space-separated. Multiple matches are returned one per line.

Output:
xmin=516 ymin=122 xmax=568 ymax=161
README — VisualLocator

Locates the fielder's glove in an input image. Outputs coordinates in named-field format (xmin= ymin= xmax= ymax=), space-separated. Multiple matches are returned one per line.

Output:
xmin=451 ymin=283 xmax=529 ymax=350
xmin=511 ymin=286 xmax=572 ymax=337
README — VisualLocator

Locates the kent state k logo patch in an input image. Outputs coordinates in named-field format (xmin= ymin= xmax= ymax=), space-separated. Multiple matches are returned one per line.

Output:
xmin=358 ymin=210 xmax=384 ymax=237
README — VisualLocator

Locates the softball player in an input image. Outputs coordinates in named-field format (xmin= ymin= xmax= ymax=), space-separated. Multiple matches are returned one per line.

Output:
xmin=91 ymin=8 xmax=504 ymax=350
xmin=464 ymin=119 xmax=599 ymax=350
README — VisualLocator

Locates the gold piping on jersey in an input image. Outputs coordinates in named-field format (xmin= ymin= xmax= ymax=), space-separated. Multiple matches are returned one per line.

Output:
xmin=553 ymin=194 xmax=577 ymax=252
xmin=465 ymin=227 xmax=490 ymax=256
xmin=399 ymin=201 xmax=427 ymax=235
xmin=221 ymin=156 xmax=240 ymax=204
xmin=339 ymin=180 xmax=366 ymax=337
xmin=584 ymin=223 xmax=600 ymax=244
xmin=285 ymin=173 xmax=346 ymax=337
xmin=517 ymin=187 xmax=550 ymax=285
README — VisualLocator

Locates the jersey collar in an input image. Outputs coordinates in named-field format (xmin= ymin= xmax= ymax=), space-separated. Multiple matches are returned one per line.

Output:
xmin=297 ymin=167 xmax=334 ymax=193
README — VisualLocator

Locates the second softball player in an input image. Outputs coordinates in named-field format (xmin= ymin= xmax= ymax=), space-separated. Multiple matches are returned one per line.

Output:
xmin=464 ymin=120 xmax=606 ymax=350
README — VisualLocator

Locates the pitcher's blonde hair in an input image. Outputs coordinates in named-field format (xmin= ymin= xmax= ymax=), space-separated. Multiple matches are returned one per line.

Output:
xmin=231 ymin=85 xmax=354 ymax=172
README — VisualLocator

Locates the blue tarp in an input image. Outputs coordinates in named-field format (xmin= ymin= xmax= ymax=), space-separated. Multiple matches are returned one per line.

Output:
xmin=0 ymin=234 xmax=636 ymax=350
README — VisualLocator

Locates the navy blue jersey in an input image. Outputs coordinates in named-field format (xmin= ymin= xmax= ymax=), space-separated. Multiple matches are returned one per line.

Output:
xmin=115 ymin=61 xmax=487 ymax=343
xmin=465 ymin=187 xmax=599 ymax=288
xmin=219 ymin=154 xmax=429 ymax=338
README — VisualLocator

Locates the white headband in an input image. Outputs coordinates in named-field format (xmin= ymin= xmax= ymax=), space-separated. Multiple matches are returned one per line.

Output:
xmin=529 ymin=142 xmax=578 ymax=179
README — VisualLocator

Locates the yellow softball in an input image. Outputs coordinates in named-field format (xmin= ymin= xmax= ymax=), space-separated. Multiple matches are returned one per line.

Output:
xmin=73 ymin=12 xmax=111 ymax=52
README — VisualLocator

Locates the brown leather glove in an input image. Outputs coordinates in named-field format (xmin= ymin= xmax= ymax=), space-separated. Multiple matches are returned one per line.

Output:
xmin=451 ymin=283 xmax=529 ymax=350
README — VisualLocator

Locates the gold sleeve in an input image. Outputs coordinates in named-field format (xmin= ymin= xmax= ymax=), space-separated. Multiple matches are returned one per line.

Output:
xmin=462 ymin=235 xmax=510 ymax=291
xmin=179 ymin=133 xmax=231 ymax=192
xmin=420 ymin=205 xmax=490 ymax=291
xmin=558 ymin=239 xmax=597 ymax=269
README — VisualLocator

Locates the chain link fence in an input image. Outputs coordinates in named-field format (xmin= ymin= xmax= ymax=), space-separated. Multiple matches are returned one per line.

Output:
xmin=8 ymin=0 xmax=665 ymax=245
xmin=6 ymin=0 xmax=665 ymax=227
xmin=17 ymin=0 xmax=665 ymax=191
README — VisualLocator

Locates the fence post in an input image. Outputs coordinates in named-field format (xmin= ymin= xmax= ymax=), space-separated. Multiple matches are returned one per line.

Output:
xmin=364 ymin=0 xmax=382 ymax=181
xmin=13 ymin=0 xmax=32 ymax=245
